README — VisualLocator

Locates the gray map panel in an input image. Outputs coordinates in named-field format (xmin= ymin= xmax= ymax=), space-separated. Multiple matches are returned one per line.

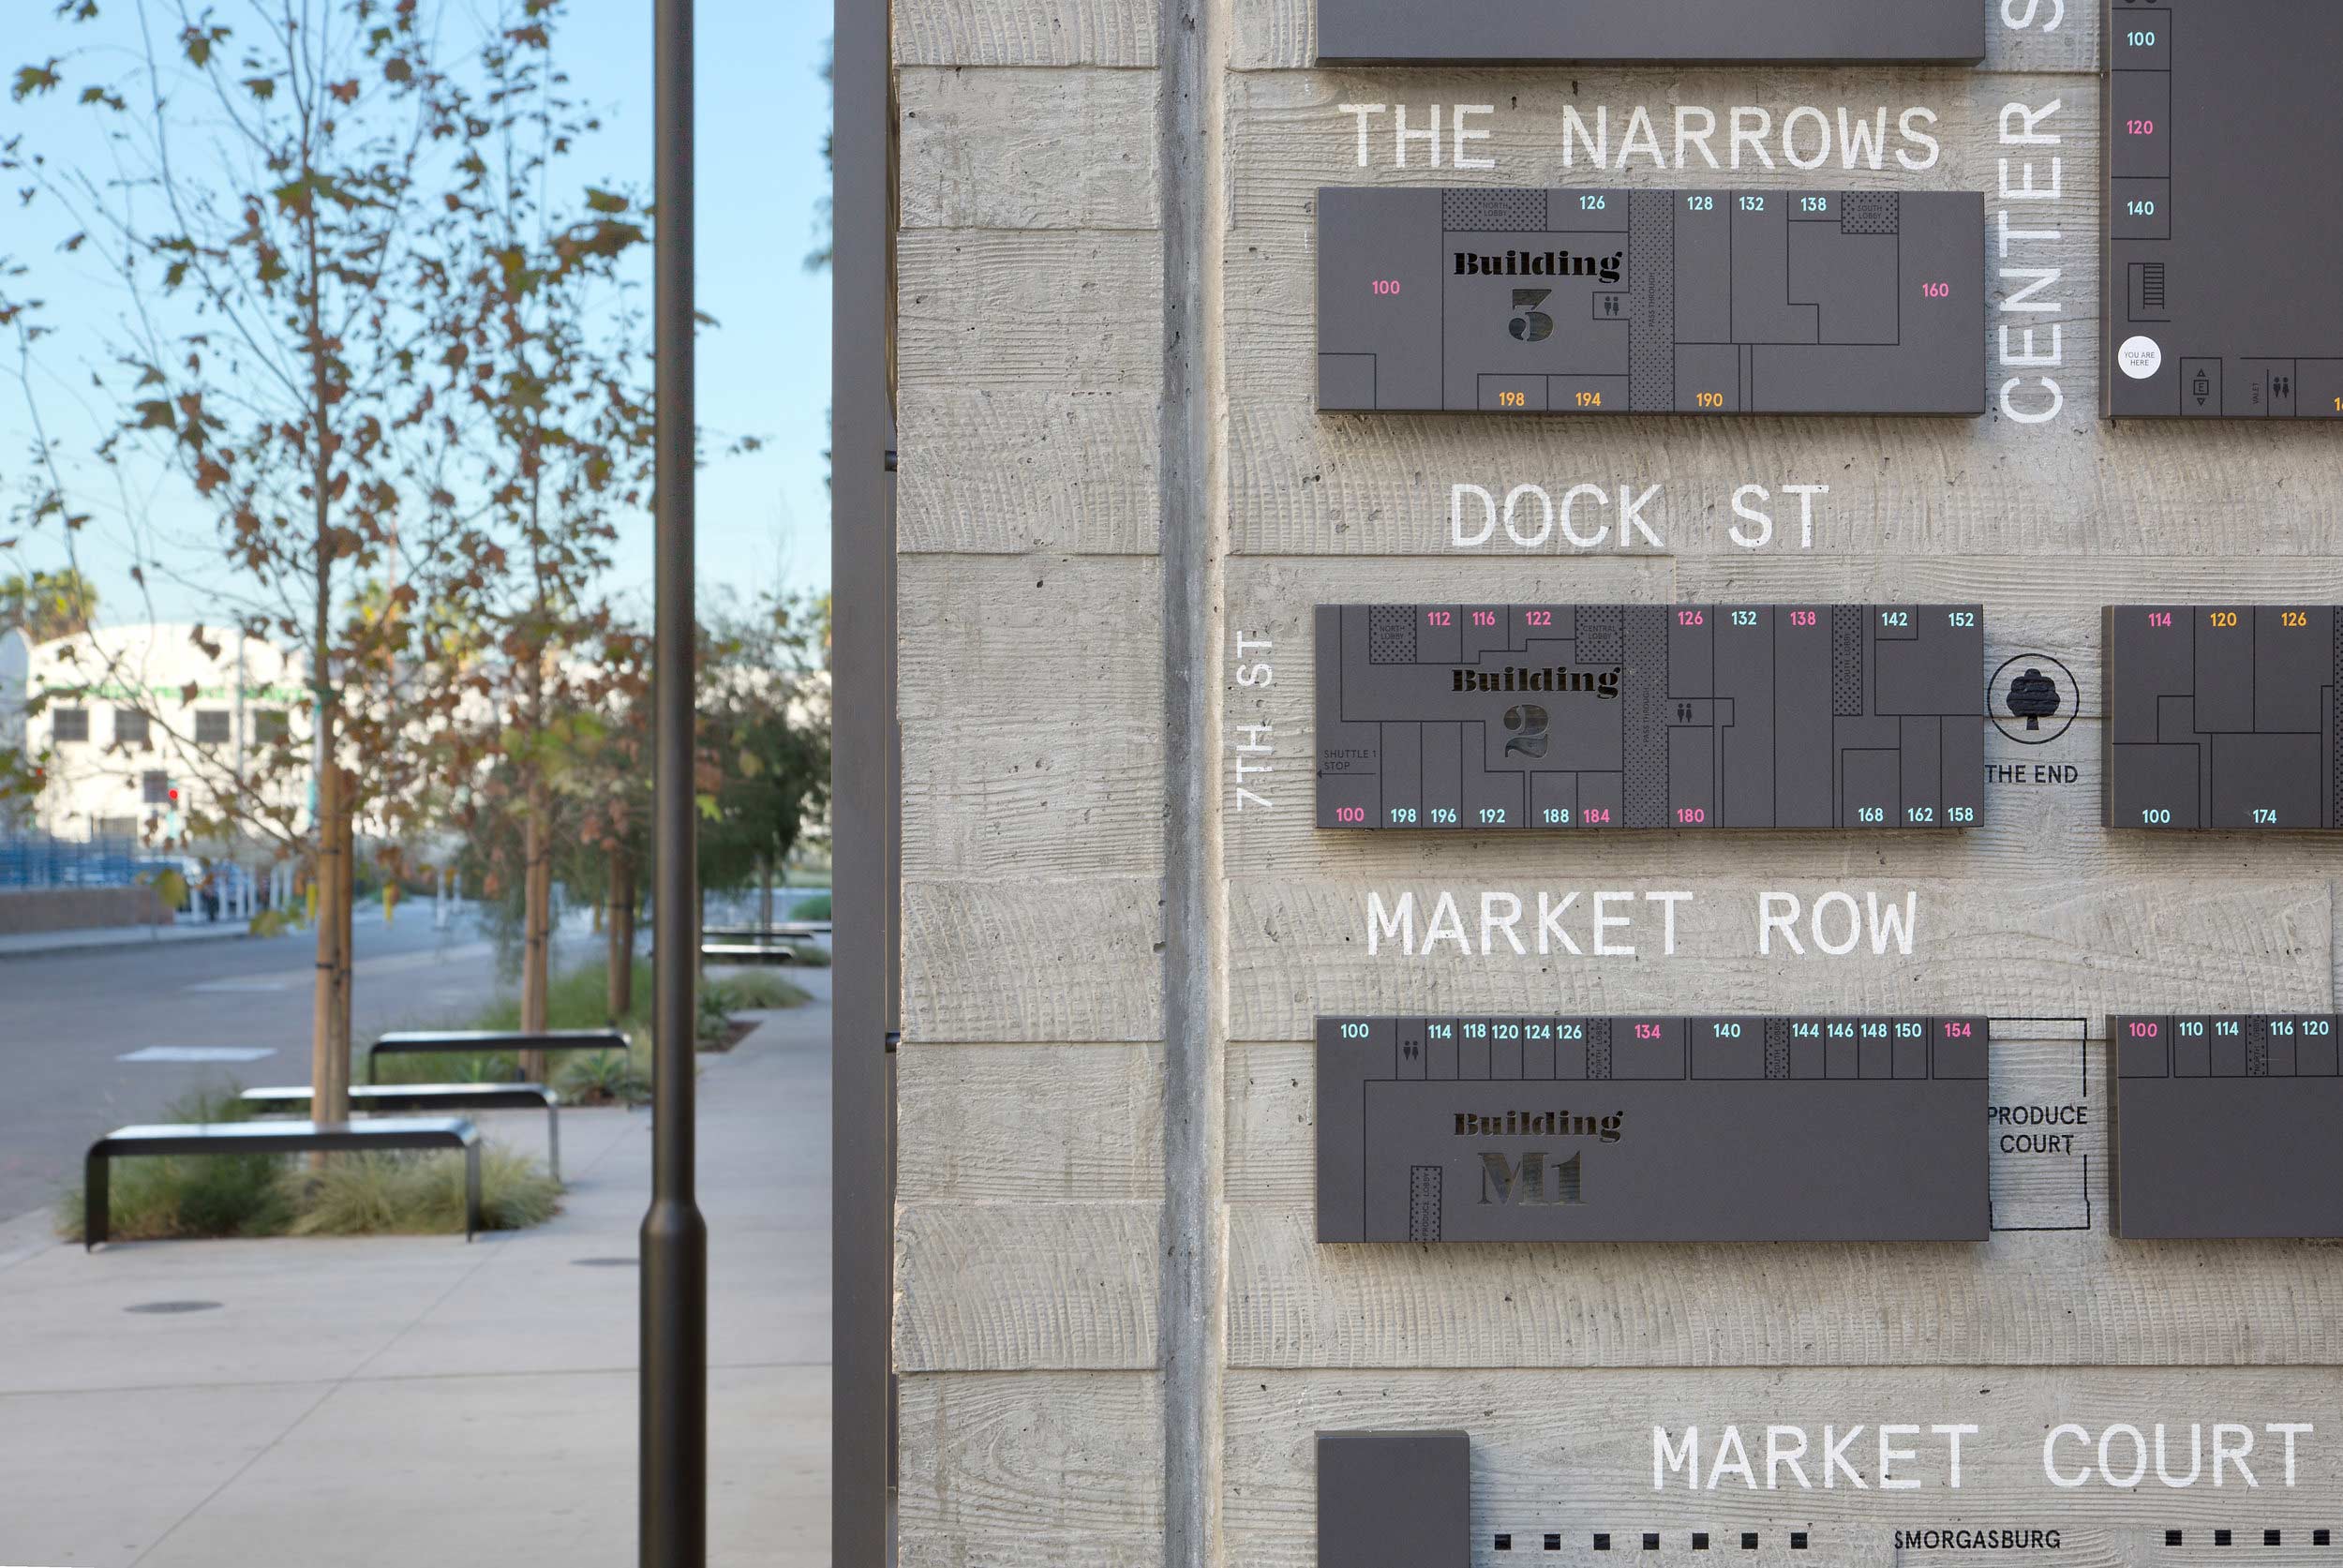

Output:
xmin=1317 ymin=188 xmax=1986 ymax=417
xmin=2104 ymin=1 xmax=2343 ymax=419
xmin=1317 ymin=1430 xmax=1470 ymax=1568
xmin=1316 ymin=0 xmax=1983 ymax=63
xmin=1317 ymin=1016 xmax=1991 ymax=1244
xmin=1317 ymin=604 xmax=1985 ymax=830
xmin=2101 ymin=605 xmax=2343 ymax=829
xmin=2111 ymin=1015 xmax=2343 ymax=1238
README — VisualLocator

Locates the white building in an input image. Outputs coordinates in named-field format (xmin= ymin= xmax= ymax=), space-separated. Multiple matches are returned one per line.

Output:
xmin=3 ymin=622 xmax=309 ymax=844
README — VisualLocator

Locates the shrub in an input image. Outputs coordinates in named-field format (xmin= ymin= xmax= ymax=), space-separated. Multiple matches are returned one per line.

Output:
xmin=704 ymin=971 xmax=811 ymax=1011
xmin=57 ymin=1085 xmax=295 ymax=1242
xmin=56 ymin=1083 xmax=560 ymax=1242
xmin=290 ymin=1143 xmax=561 ymax=1234
xmin=790 ymin=891 xmax=829 ymax=920
xmin=560 ymin=1049 xmax=650 ymax=1106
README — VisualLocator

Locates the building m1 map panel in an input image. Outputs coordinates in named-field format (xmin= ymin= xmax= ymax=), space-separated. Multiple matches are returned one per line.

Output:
xmin=1316 ymin=604 xmax=1985 ymax=831
xmin=2105 ymin=1 xmax=2343 ymax=418
xmin=1317 ymin=1015 xmax=1991 ymax=1244
xmin=2102 ymin=605 xmax=2343 ymax=829
xmin=1317 ymin=187 xmax=1986 ymax=416
xmin=1316 ymin=0 xmax=1983 ymax=64
xmin=2112 ymin=1015 xmax=2343 ymax=1238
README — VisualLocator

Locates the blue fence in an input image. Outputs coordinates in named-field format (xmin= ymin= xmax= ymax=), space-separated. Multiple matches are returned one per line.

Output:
xmin=0 ymin=835 xmax=171 ymax=890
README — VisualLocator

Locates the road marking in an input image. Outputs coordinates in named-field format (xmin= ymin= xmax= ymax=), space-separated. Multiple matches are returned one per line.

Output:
xmin=118 ymin=1046 xmax=276 ymax=1063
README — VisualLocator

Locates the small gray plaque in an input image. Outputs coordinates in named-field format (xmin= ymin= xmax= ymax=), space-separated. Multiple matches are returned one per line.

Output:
xmin=2111 ymin=1014 xmax=2343 ymax=1238
xmin=2101 ymin=605 xmax=2343 ymax=829
xmin=1318 ymin=188 xmax=1986 ymax=416
xmin=1317 ymin=1016 xmax=1991 ymax=1243
xmin=1317 ymin=604 xmax=1985 ymax=831
xmin=1318 ymin=1429 xmax=1470 ymax=1568
xmin=1316 ymin=0 xmax=1983 ymax=63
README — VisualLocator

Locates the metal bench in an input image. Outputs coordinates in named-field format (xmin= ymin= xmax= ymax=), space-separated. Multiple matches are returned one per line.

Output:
xmin=699 ymin=942 xmax=798 ymax=964
xmin=241 ymin=1083 xmax=561 ymax=1183
xmin=702 ymin=921 xmax=832 ymax=941
xmin=366 ymin=1028 xmax=630 ymax=1084
xmin=85 ymin=1117 xmax=481 ymax=1249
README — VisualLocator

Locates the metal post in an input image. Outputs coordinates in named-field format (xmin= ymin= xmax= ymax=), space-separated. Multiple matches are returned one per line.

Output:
xmin=833 ymin=0 xmax=896 ymax=1560
xmin=640 ymin=0 xmax=706 ymax=1561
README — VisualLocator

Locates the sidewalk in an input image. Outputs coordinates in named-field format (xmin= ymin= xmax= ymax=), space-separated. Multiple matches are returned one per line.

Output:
xmin=0 ymin=975 xmax=832 ymax=1567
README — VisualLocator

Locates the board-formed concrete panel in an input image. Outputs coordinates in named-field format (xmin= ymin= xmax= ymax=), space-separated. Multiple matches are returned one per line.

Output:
xmin=1318 ymin=188 xmax=1986 ymax=416
xmin=1317 ymin=603 xmax=1985 ymax=830
xmin=1315 ymin=0 xmax=1984 ymax=64
xmin=2101 ymin=605 xmax=2343 ymax=829
xmin=2104 ymin=0 xmax=2343 ymax=419
xmin=2111 ymin=1014 xmax=2343 ymax=1238
xmin=1317 ymin=1015 xmax=1990 ymax=1243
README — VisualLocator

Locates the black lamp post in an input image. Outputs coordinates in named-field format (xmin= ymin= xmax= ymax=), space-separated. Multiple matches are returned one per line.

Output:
xmin=641 ymin=0 xmax=706 ymax=1562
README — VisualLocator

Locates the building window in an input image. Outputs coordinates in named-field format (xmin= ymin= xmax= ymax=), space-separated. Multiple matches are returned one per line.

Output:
xmin=51 ymin=706 xmax=88 ymax=743
xmin=194 ymin=709 xmax=231 ymax=746
xmin=115 ymin=708 xmax=151 ymax=749
xmin=253 ymin=709 xmax=290 ymax=747
xmin=142 ymin=770 xmax=170 ymax=806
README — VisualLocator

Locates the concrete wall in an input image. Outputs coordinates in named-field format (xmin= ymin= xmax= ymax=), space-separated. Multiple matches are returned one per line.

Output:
xmin=891 ymin=5 xmax=2343 ymax=1563
xmin=0 ymin=885 xmax=168 ymax=935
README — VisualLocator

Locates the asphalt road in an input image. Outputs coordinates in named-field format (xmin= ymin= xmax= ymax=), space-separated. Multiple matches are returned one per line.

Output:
xmin=0 ymin=909 xmax=598 ymax=1224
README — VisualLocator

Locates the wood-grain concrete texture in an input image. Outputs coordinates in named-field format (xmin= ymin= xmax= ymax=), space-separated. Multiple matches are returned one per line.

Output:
xmin=889 ymin=2 xmax=2343 ymax=1563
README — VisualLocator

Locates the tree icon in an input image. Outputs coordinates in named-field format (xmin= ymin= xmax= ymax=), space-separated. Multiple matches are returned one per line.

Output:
xmin=2006 ymin=667 xmax=2059 ymax=731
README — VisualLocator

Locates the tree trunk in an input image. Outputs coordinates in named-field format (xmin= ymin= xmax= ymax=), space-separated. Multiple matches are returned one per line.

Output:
xmin=333 ymin=771 xmax=355 ymax=1112
xmin=759 ymin=854 xmax=773 ymax=932
xmin=309 ymin=759 xmax=350 ymax=1128
xmin=519 ymin=777 xmax=553 ymax=1081
xmin=607 ymin=845 xmax=634 ymax=1020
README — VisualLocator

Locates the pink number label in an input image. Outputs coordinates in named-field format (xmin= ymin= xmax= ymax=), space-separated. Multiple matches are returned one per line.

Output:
xmin=2127 ymin=1020 xmax=2160 ymax=1038
xmin=1525 ymin=610 xmax=1552 ymax=627
xmin=1945 ymin=1022 xmax=1973 ymax=1038
xmin=1678 ymin=609 xmax=1704 ymax=626
xmin=1790 ymin=609 xmax=1817 ymax=627
xmin=1635 ymin=1023 xmax=1662 ymax=1039
xmin=1334 ymin=806 xmax=1365 ymax=824
xmin=1426 ymin=610 xmax=1452 ymax=626
xmin=1677 ymin=807 xmax=1706 ymax=825
xmin=1582 ymin=807 xmax=1612 ymax=825
xmin=1370 ymin=279 xmax=1401 ymax=295
xmin=1471 ymin=610 xmax=1498 ymax=627
xmin=1922 ymin=281 xmax=1949 ymax=298
xmin=2148 ymin=611 xmax=2172 ymax=628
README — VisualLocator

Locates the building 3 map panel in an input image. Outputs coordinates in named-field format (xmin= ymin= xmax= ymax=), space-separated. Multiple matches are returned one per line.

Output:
xmin=1316 ymin=0 xmax=1983 ymax=65
xmin=2111 ymin=1015 xmax=2343 ymax=1238
xmin=2105 ymin=0 xmax=2343 ymax=418
xmin=2102 ymin=605 xmax=2343 ymax=829
xmin=1317 ymin=1015 xmax=1991 ymax=1244
xmin=1316 ymin=604 xmax=1986 ymax=831
xmin=1317 ymin=187 xmax=1986 ymax=416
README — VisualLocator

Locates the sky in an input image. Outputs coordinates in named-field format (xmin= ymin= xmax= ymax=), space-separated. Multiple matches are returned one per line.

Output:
xmin=1 ymin=1 xmax=835 ymax=630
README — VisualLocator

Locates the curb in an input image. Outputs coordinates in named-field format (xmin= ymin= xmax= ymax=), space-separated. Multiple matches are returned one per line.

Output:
xmin=0 ymin=924 xmax=252 ymax=963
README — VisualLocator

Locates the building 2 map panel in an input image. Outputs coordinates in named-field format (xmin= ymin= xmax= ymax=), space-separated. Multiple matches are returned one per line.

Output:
xmin=1316 ymin=604 xmax=1986 ymax=831
xmin=2102 ymin=605 xmax=2343 ymax=829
